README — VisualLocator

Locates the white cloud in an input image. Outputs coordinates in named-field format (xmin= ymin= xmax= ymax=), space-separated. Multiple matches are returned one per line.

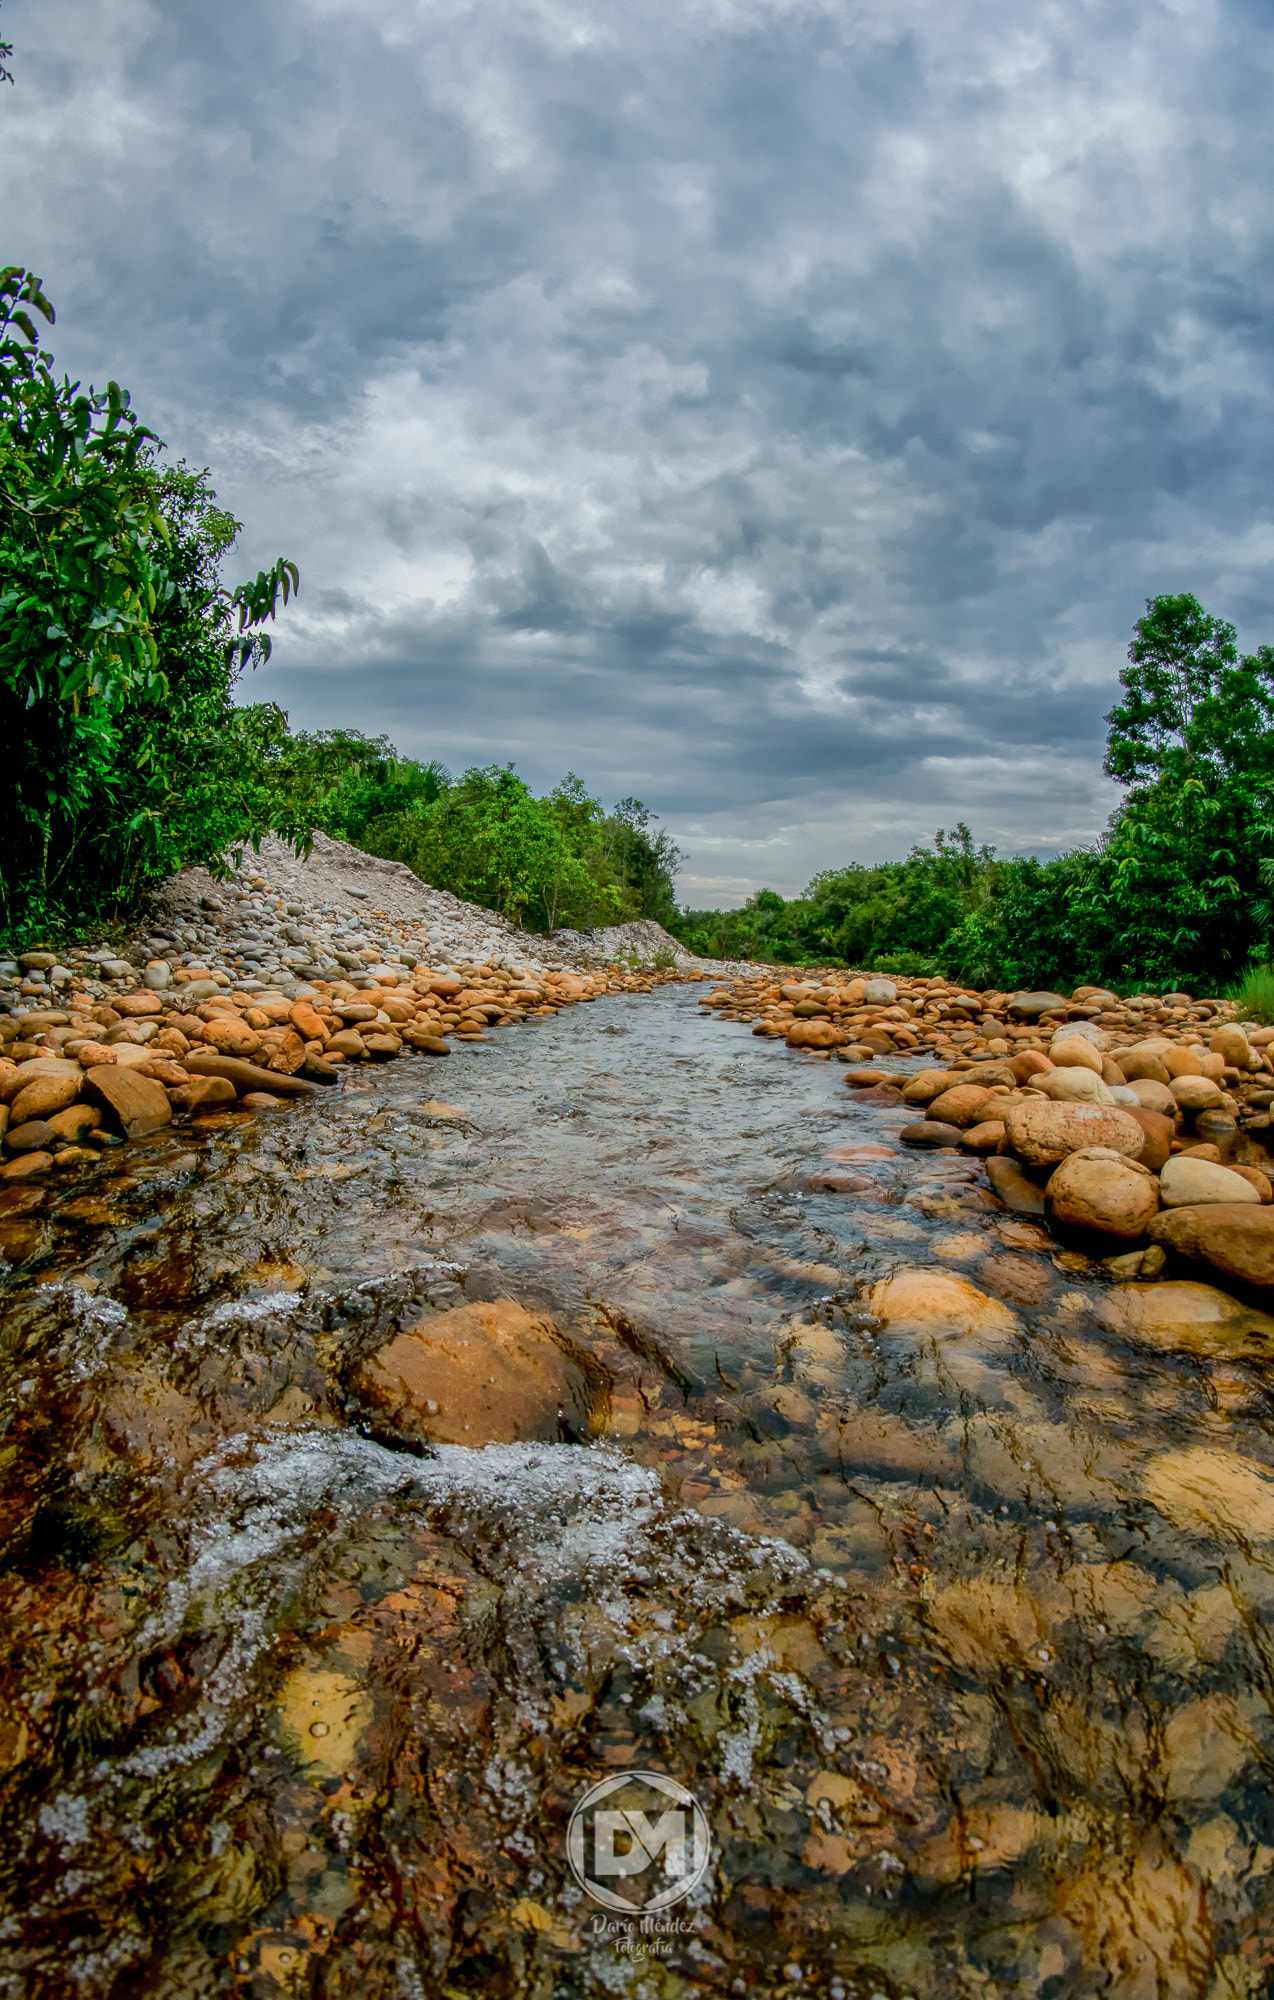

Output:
xmin=3 ymin=0 xmax=1273 ymax=898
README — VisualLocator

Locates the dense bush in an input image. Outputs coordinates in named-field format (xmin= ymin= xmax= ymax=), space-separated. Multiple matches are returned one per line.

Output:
xmin=0 ymin=270 xmax=304 ymax=944
xmin=345 ymin=763 xmax=683 ymax=935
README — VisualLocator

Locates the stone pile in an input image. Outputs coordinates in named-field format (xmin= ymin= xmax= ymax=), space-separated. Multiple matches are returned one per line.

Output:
xmin=700 ymin=970 xmax=1274 ymax=1294
xmin=0 ymin=838 xmax=714 ymax=1180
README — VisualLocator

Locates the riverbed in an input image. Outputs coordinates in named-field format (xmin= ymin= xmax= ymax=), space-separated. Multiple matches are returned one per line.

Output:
xmin=0 ymin=986 xmax=1271 ymax=1997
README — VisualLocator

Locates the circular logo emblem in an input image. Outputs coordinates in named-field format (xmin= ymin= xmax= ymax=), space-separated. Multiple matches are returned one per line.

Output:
xmin=566 ymin=1770 xmax=711 ymax=1913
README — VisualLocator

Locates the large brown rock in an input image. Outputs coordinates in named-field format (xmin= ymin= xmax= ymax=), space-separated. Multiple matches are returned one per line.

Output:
xmin=1119 ymin=1049 xmax=1172 ymax=1085
xmin=183 ymin=1050 xmax=318 ymax=1098
xmin=1125 ymin=1078 xmax=1179 ymax=1118
xmin=82 ymin=1065 xmax=173 ymax=1138
xmin=1045 ymin=1067 xmax=1115 ymax=1105
xmin=351 ymin=1299 xmax=601 ymax=1443
xmin=1003 ymin=1099 xmax=1146 ymax=1166
xmin=201 ymin=1017 xmax=263 ymax=1057
xmin=901 ymin=1069 xmax=960 ymax=1104
xmin=1171 ymin=1075 xmax=1225 ymax=1114
xmin=1122 ymin=1106 xmax=1175 ymax=1172
xmin=115 ymin=991 xmax=163 ymax=1018
xmin=9 ymin=1070 xmax=82 ymax=1125
xmin=325 ymin=1029 xmax=366 ymax=1060
xmin=45 ymin=1103 xmax=101 ymax=1142
xmin=1046 ymin=1148 xmax=1159 ymax=1240
xmin=1008 ymin=1050 xmax=1053 ymax=1081
xmin=1210 ymin=1024 xmax=1253 ymax=1069
xmin=1049 ymin=1036 xmax=1102 ymax=1074
xmin=1149 ymin=1205 xmax=1274 ymax=1289
xmin=927 ymin=1084 xmax=997 ymax=1128
xmin=0 ymin=1057 xmax=82 ymax=1106
xmin=170 ymin=1076 xmax=239 ymax=1115
xmin=985 ymin=1155 xmax=1047 ymax=1214
xmin=289 ymin=1001 xmax=328 ymax=1042
xmin=900 ymin=1120 xmax=964 ymax=1148
xmin=1008 ymin=991 xmax=1068 ymax=1020
xmin=867 ymin=1269 xmax=1018 ymax=1341
xmin=4 ymin=1120 xmax=58 ymax=1154
xmin=961 ymin=1119 xmax=1006 ymax=1153
xmin=1163 ymin=1047 xmax=1205 ymax=1079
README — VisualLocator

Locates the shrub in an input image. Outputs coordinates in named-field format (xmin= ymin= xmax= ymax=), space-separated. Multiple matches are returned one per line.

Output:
xmin=1225 ymin=964 xmax=1274 ymax=1024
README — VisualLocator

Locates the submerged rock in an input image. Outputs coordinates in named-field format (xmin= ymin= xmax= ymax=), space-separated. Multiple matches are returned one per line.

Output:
xmin=1096 ymin=1280 xmax=1274 ymax=1358
xmin=351 ymin=1298 xmax=604 ymax=1443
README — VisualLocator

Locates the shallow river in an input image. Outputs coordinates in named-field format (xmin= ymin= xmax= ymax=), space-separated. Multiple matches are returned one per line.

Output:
xmin=0 ymin=987 xmax=1272 ymax=1998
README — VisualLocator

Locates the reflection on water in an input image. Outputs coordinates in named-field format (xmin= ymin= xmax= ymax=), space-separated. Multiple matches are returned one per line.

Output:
xmin=1 ymin=992 xmax=1273 ymax=1996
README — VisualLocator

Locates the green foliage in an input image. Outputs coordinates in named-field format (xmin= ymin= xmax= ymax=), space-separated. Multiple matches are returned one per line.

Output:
xmin=671 ymin=597 xmax=1274 ymax=989
xmin=346 ymin=763 xmax=682 ymax=934
xmin=0 ymin=272 xmax=303 ymax=944
xmin=1225 ymin=964 xmax=1274 ymax=1025
xmin=870 ymin=949 xmax=945 ymax=979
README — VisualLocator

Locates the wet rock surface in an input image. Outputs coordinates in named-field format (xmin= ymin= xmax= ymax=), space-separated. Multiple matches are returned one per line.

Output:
xmin=1 ymin=994 xmax=1274 ymax=1994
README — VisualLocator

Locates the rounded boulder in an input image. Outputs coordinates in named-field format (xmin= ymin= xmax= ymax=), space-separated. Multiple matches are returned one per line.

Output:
xmin=9 ymin=1071 xmax=82 ymax=1126
xmin=901 ymin=1069 xmax=960 ymax=1104
xmin=1159 ymin=1157 xmax=1261 ymax=1208
xmin=1171 ymin=1075 xmax=1225 ymax=1114
xmin=202 ymin=1018 xmax=263 ymax=1058
xmin=1044 ymin=1067 xmax=1115 ymax=1105
xmin=927 ymin=1084 xmax=997 ymax=1128
xmin=1050 ymin=1036 xmax=1103 ymax=1073
xmin=1148 ymin=1205 xmax=1274 ymax=1289
xmin=1163 ymin=1047 xmax=1205 ymax=1079
xmin=867 ymin=1269 xmax=1018 ymax=1341
xmin=900 ymin=1120 xmax=964 ymax=1149
xmin=1125 ymin=1077 xmax=1179 ymax=1117
xmin=960 ymin=1119 xmax=1007 ymax=1153
xmin=1046 ymin=1149 xmax=1159 ymax=1240
xmin=1121 ymin=1106 xmax=1176 ymax=1172
xmin=1008 ymin=991 xmax=1069 ymax=1020
xmin=1118 ymin=1049 xmax=1172 ymax=1085
xmin=1097 ymin=1281 xmax=1274 ymax=1359
xmin=1003 ymin=1099 xmax=1147 ymax=1166
xmin=861 ymin=978 xmax=897 ymax=1006
xmin=351 ymin=1298 xmax=602 ymax=1444
xmin=1210 ymin=1025 xmax=1253 ymax=1069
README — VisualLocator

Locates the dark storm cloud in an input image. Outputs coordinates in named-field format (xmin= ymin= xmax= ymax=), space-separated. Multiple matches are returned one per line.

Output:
xmin=5 ymin=0 xmax=1274 ymax=896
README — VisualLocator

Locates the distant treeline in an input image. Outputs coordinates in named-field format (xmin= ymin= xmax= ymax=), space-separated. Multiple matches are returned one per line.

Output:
xmin=675 ymin=594 xmax=1274 ymax=992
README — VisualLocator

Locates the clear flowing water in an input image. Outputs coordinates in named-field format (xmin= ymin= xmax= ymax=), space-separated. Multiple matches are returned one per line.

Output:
xmin=0 ymin=988 xmax=1272 ymax=1998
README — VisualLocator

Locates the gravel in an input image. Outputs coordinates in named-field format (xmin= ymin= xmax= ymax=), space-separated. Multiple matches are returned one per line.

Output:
xmin=1 ymin=831 xmax=765 ymax=1008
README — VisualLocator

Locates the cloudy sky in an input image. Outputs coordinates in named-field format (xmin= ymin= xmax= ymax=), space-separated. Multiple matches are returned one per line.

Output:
xmin=4 ymin=0 xmax=1274 ymax=903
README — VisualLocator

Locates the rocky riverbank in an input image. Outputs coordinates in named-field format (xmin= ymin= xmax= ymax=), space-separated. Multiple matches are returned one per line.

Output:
xmin=699 ymin=969 xmax=1274 ymax=1295
xmin=0 ymin=835 xmax=736 ymax=1180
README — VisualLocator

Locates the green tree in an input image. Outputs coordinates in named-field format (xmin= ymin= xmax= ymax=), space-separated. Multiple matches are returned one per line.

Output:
xmin=0 ymin=270 xmax=299 ymax=939
xmin=1105 ymin=593 xmax=1274 ymax=790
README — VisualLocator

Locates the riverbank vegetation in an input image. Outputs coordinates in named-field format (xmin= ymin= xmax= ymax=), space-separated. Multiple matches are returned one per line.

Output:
xmin=6 ymin=276 xmax=1274 ymax=989
xmin=0 ymin=272 xmax=680 ymax=948
xmin=675 ymin=594 xmax=1274 ymax=993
